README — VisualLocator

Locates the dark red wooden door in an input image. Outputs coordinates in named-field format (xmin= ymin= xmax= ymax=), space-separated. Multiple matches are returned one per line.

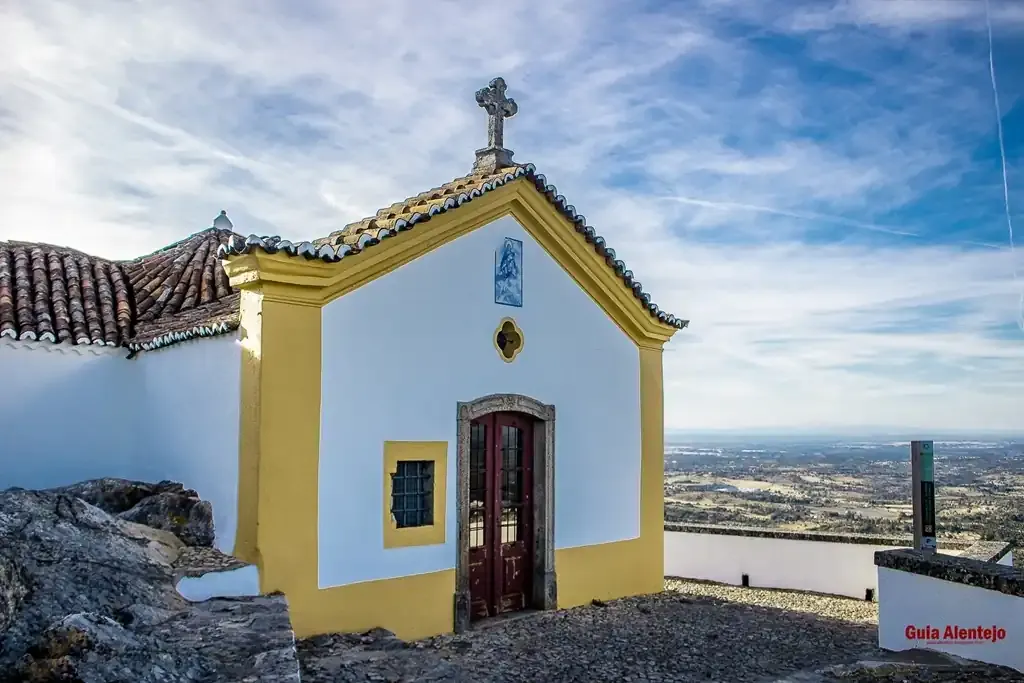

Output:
xmin=468 ymin=412 xmax=534 ymax=620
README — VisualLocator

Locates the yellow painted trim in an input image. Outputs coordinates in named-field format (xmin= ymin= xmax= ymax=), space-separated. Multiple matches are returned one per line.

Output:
xmin=289 ymin=569 xmax=455 ymax=641
xmin=555 ymin=346 xmax=664 ymax=605
xmin=229 ymin=282 xmax=323 ymax=600
xmin=493 ymin=316 xmax=525 ymax=362
xmin=232 ymin=290 xmax=263 ymax=564
xmin=638 ymin=345 xmax=666 ymax=586
xmin=382 ymin=441 xmax=448 ymax=548
xmin=221 ymin=178 xmax=681 ymax=349
xmin=510 ymin=189 xmax=677 ymax=349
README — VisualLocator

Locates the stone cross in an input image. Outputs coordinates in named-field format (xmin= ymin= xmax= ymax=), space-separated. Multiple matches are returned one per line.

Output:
xmin=476 ymin=77 xmax=518 ymax=150
xmin=472 ymin=77 xmax=518 ymax=173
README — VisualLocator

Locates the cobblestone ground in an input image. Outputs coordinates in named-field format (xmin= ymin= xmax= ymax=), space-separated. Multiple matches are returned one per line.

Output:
xmin=298 ymin=580 xmax=887 ymax=683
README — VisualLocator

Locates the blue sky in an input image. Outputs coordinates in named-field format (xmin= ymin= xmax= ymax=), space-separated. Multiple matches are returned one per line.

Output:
xmin=0 ymin=0 xmax=1022 ymax=431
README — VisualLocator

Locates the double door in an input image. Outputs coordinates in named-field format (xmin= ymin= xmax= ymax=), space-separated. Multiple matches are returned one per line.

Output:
xmin=467 ymin=412 xmax=534 ymax=619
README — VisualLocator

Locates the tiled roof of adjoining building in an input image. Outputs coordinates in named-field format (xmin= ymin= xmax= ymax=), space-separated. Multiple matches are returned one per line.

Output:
xmin=0 ymin=220 xmax=242 ymax=352
xmin=122 ymin=227 xmax=241 ymax=352
xmin=0 ymin=242 xmax=134 ymax=347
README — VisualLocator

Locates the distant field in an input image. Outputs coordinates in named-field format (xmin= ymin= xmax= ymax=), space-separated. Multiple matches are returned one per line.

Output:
xmin=662 ymin=437 xmax=1024 ymax=552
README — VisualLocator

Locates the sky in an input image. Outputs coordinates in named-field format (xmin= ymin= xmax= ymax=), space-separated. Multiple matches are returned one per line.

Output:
xmin=1 ymin=0 xmax=1023 ymax=433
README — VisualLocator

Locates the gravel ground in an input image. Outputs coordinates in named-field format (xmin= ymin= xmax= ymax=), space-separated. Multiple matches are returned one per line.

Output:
xmin=665 ymin=579 xmax=880 ymax=625
xmin=297 ymin=580 xmax=1022 ymax=682
xmin=298 ymin=580 xmax=886 ymax=682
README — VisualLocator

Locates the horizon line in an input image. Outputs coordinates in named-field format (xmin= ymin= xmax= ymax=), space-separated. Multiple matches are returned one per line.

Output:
xmin=665 ymin=429 xmax=1024 ymax=439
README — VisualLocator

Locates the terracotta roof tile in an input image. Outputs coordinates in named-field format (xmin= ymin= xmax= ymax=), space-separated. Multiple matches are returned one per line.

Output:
xmin=129 ymin=293 xmax=240 ymax=353
xmin=0 ymin=224 xmax=242 ymax=352
xmin=126 ymin=229 xmax=234 ymax=322
xmin=122 ymin=228 xmax=240 ymax=351
xmin=0 ymin=242 xmax=133 ymax=346
xmin=313 ymin=167 xmax=514 ymax=251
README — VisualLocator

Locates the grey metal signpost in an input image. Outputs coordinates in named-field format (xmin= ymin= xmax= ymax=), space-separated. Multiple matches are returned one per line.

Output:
xmin=911 ymin=440 xmax=937 ymax=553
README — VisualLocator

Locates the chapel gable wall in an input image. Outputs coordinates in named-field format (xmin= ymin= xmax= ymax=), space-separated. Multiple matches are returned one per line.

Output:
xmin=317 ymin=214 xmax=643 ymax=589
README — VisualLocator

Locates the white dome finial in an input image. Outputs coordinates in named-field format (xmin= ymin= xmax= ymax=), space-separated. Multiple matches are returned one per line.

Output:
xmin=213 ymin=210 xmax=233 ymax=230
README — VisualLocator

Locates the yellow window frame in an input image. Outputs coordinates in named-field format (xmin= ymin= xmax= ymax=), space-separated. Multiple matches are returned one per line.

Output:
xmin=383 ymin=441 xmax=448 ymax=548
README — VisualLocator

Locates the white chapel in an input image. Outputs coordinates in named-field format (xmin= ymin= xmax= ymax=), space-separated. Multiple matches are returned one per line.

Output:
xmin=0 ymin=78 xmax=687 ymax=640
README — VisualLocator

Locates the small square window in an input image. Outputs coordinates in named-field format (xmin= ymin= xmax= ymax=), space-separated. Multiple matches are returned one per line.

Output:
xmin=382 ymin=441 xmax=446 ymax=548
xmin=391 ymin=460 xmax=434 ymax=528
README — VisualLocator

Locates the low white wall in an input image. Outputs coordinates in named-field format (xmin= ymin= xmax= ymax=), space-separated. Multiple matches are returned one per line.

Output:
xmin=878 ymin=567 xmax=1023 ymax=672
xmin=0 ymin=340 xmax=142 ymax=487
xmin=1 ymin=335 xmax=242 ymax=553
xmin=176 ymin=565 xmax=260 ymax=602
xmin=139 ymin=335 xmax=242 ymax=553
xmin=665 ymin=530 xmax=899 ymax=599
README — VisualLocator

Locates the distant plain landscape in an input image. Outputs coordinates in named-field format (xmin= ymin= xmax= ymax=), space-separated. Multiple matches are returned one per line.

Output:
xmin=663 ymin=435 xmax=1024 ymax=559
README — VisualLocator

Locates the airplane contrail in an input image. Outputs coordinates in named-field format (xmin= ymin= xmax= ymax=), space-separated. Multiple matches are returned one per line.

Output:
xmin=662 ymin=195 xmax=920 ymax=237
xmin=984 ymin=0 xmax=1023 ymax=331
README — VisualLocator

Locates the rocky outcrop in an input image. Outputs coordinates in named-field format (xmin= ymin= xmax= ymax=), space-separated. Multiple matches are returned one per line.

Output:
xmin=47 ymin=478 xmax=215 ymax=548
xmin=0 ymin=485 xmax=298 ymax=682
xmin=774 ymin=648 xmax=1024 ymax=682
xmin=0 ymin=555 xmax=27 ymax=636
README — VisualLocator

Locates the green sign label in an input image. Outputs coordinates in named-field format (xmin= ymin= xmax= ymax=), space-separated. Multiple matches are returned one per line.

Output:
xmin=920 ymin=441 xmax=934 ymax=483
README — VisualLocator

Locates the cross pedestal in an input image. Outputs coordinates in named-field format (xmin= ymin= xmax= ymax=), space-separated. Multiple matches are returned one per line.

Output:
xmin=473 ymin=77 xmax=518 ymax=174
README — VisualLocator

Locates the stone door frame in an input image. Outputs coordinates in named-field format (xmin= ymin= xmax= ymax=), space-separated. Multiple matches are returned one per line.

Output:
xmin=454 ymin=393 xmax=556 ymax=632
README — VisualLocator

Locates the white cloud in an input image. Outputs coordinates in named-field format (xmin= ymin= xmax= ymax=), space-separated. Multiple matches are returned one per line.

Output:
xmin=0 ymin=0 xmax=1022 ymax=432
xmin=785 ymin=0 xmax=1024 ymax=32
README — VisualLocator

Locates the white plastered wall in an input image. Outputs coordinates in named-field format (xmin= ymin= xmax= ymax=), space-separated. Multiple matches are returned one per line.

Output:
xmin=318 ymin=214 xmax=641 ymax=589
xmin=0 ymin=340 xmax=142 ymax=484
xmin=0 ymin=334 xmax=242 ymax=552
xmin=878 ymin=567 xmax=1024 ymax=672
xmin=138 ymin=334 xmax=242 ymax=552
xmin=176 ymin=565 xmax=260 ymax=601
xmin=665 ymin=531 xmax=900 ymax=599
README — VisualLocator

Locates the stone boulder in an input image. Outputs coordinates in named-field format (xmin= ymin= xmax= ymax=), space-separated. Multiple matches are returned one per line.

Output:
xmin=118 ymin=490 xmax=215 ymax=548
xmin=45 ymin=478 xmax=177 ymax=514
xmin=0 ymin=487 xmax=298 ymax=682
xmin=48 ymin=478 xmax=215 ymax=548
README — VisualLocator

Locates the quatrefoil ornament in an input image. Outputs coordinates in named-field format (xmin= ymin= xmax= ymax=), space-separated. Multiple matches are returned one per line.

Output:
xmin=494 ymin=318 xmax=524 ymax=362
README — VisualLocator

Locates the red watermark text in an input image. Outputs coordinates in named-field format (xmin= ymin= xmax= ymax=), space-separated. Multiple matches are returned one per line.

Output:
xmin=905 ymin=624 xmax=1007 ymax=644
